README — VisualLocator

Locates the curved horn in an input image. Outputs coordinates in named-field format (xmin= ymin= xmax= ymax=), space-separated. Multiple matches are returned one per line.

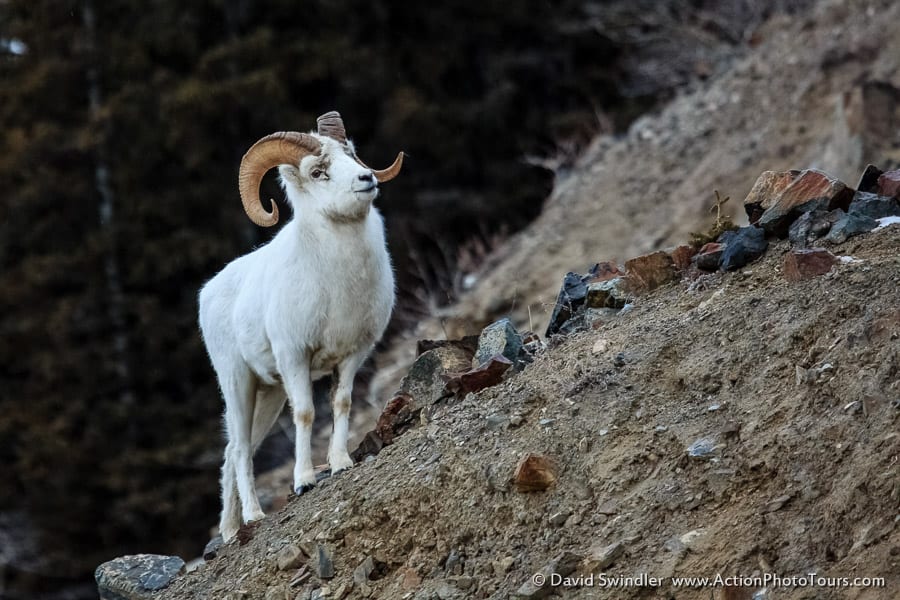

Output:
xmin=318 ymin=110 xmax=404 ymax=183
xmin=357 ymin=151 xmax=405 ymax=183
xmin=316 ymin=111 xmax=347 ymax=144
xmin=238 ymin=132 xmax=322 ymax=227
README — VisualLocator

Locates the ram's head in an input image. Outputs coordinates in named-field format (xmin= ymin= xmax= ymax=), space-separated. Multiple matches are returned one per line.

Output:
xmin=238 ymin=111 xmax=404 ymax=226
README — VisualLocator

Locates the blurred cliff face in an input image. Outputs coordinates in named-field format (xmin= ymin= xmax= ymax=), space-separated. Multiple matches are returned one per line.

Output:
xmin=0 ymin=0 xmax=806 ymax=597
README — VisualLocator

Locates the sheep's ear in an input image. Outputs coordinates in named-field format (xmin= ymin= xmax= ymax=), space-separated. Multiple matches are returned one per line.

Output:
xmin=277 ymin=165 xmax=302 ymax=189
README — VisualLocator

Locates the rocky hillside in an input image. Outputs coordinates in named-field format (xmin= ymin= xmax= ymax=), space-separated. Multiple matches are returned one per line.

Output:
xmin=93 ymin=0 xmax=900 ymax=598
xmin=111 ymin=210 xmax=899 ymax=599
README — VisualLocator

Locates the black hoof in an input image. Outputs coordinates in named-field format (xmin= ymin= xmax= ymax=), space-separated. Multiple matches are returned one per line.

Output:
xmin=294 ymin=483 xmax=315 ymax=496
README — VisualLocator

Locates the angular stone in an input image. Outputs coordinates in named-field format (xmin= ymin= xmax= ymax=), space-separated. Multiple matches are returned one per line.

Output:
xmin=669 ymin=245 xmax=697 ymax=270
xmin=513 ymin=454 xmax=557 ymax=492
xmin=585 ymin=277 xmax=629 ymax=309
xmin=584 ymin=261 xmax=623 ymax=283
xmin=545 ymin=272 xmax=589 ymax=337
xmin=788 ymin=209 xmax=843 ymax=247
xmin=399 ymin=346 xmax=473 ymax=410
xmin=824 ymin=212 xmax=878 ymax=243
xmin=624 ymin=251 xmax=677 ymax=292
xmin=315 ymin=544 xmax=334 ymax=579
xmin=96 ymin=554 xmax=185 ymax=599
xmin=514 ymin=552 xmax=581 ymax=599
xmin=757 ymin=169 xmax=854 ymax=237
xmin=203 ymin=535 xmax=223 ymax=561
xmin=694 ymin=242 xmax=723 ymax=271
xmin=582 ymin=541 xmax=624 ymax=572
xmin=375 ymin=393 xmax=416 ymax=445
xmin=743 ymin=170 xmax=800 ymax=223
xmin=473 ymin=318 xmax=524 ymax=370
xmin=855 ymin=164 xmax=883 ymax=194
xmin=350 ymin=430 xmax=384 ymax=462
xmin=275 ymin=544 xmax=304 ymax=571
xmin=264 ymin=584 xmax=290 ymax=600
xmin=444 ymin=355 xmax=512 ymax=396
xmin=718 ymin=226 xmax=767 ymax=271
xmin=849 ymin=191 xmax=900 ymax=220
xmin=783 ymin=248 xmax=838 ymax=282
xmin=353 ymin=556 xmax=375 ymax=585
xmin=877 ymin=168 xmax=900 ymax=198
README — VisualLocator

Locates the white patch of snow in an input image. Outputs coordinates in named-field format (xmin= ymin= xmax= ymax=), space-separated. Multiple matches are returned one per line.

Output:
xmin=875 ymin=215 xmax=900 ymax=229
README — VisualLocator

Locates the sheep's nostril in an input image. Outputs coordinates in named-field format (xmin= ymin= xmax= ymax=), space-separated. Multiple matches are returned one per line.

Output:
xmin=358 ymin=172 xmax=374 ymax=183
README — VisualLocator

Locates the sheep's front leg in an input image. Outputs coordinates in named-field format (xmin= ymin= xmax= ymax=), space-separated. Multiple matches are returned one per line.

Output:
xmin=278 ymin=354 xmax=317 ymax=495
xmin=329 ymin=352 xmax=367 ymax=474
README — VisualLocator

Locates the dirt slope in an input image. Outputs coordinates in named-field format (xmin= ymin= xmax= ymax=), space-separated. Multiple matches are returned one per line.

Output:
xmin=422 ymin=0 xmax=900 ymax=341
xmin=160 ymin=224 xmax=899 ymax=599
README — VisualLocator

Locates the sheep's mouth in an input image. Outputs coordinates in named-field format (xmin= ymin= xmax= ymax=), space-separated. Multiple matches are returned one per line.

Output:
xmin=353 ymin=183 xmax=378 ymax=195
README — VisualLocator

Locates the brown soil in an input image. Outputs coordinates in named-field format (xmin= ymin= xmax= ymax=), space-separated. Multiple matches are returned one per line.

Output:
xmin=160 ymin=225 xmax=899 ymax=600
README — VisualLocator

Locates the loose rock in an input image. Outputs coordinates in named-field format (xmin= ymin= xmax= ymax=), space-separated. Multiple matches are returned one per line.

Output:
xmin=687 ymin=437 xmax=717 ymax=459
xmin=375 ymin=393 xmax=416 ymax=445
xmin=96 ymin=554 xmax=185 ymax=599
xmin=718 ymin=226 xmax=767 ymax=271
xmin=694 ymin=242 xmax=724 ymax=271
xmin=399 ymin=345 xmax=473 ymax=410
xmin=877 ymin=168 xmax=900 ymax=198
xmin=669 ymin=244 xmax=697 ymax=270
xmin=203 ymin=535 xmax=223 ymax=561
xmin=582 ymin=541 xmax=624 ymax=572
xmin=624 ymin=251 xmax=677 ymax=292
xmin=585 ymin=277 xmax=629 ymax=309
xmin=444 ymin=355 xmax=512 ymax=395
xmin=545 ymin=272 xmax=589 ymax=337
xmin=513 ymin=454 xmax=557 ymax=492
xmin=855 ymin=163 xmax=882 ymax=194
xmin=315 ymin=544 xmax=334 ymax=579
xmin=353 ymin=556 xmax=374 ymax=585
xmin=473 ymin=318 xmax=524 ymax=370
xmin=275 ymin=544 xmax=304 ymax=571
xmin=788 ymin=209 xmax=843 ymax=247
xmin=824 ymin=211 xmax=878 ymax=243
xmin=848 ymin=191 xmax=900 ymax=220
xmin=743 ymin=169 xmax=800 ymax=223
xmin=757 ymin=169 xmax=853 ymax=237
xmin=783 ymin=248 xmax=838 ymax=281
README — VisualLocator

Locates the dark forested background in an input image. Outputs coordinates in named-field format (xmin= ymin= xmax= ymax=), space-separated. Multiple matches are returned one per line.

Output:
xmin=0 ymin=1 xmax=802 ymax=597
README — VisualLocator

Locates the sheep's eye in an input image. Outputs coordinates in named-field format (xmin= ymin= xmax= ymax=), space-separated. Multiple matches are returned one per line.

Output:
xmin=311 ymin=169 xmax=323 ymax=179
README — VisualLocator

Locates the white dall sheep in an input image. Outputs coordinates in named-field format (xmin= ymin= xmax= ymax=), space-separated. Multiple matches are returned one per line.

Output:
xmin=199 ymin=111 xmax=403 ymax=541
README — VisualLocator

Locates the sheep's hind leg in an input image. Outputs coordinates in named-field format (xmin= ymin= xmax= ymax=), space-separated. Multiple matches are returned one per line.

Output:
xmin=218 ymin=442 xmax=241 ymax=541
xmin=328 ymin=352 xmax=366 ymax=475
xmin=279 ymin=355 xmax=317 ymax=495
xmin=222 ymin=368 xmax=265 ymax=524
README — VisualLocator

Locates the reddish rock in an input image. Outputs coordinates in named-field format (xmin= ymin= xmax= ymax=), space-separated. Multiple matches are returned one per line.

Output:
xmin=375 ymin=393 xmax=416 ymax=445
xmin=743 ymin=170 xmax=800 ymax=223
xmin=783 ymin=248 xmax=838 ymax=282
xmin=877 ymin=168 xmax=900 ymax=198
xmin=695 ymin=242 xmax=724 ymax=271
xmin=350 ymin=431 xmax=384 ymax=462
xmin=443 ymin=354 xmax=512 ymax=396
xmin=513 ymin=454 xmax=558 ymax=492
xmin=584 ymin=261 xmax=623 ymax=283
xmin=624 ymin=251 xmax=677 ymax=292
xmin=669 ymin=245 xmax=697 ymax=270
xmin=758 ymin=169 xmax=854 ymax=237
